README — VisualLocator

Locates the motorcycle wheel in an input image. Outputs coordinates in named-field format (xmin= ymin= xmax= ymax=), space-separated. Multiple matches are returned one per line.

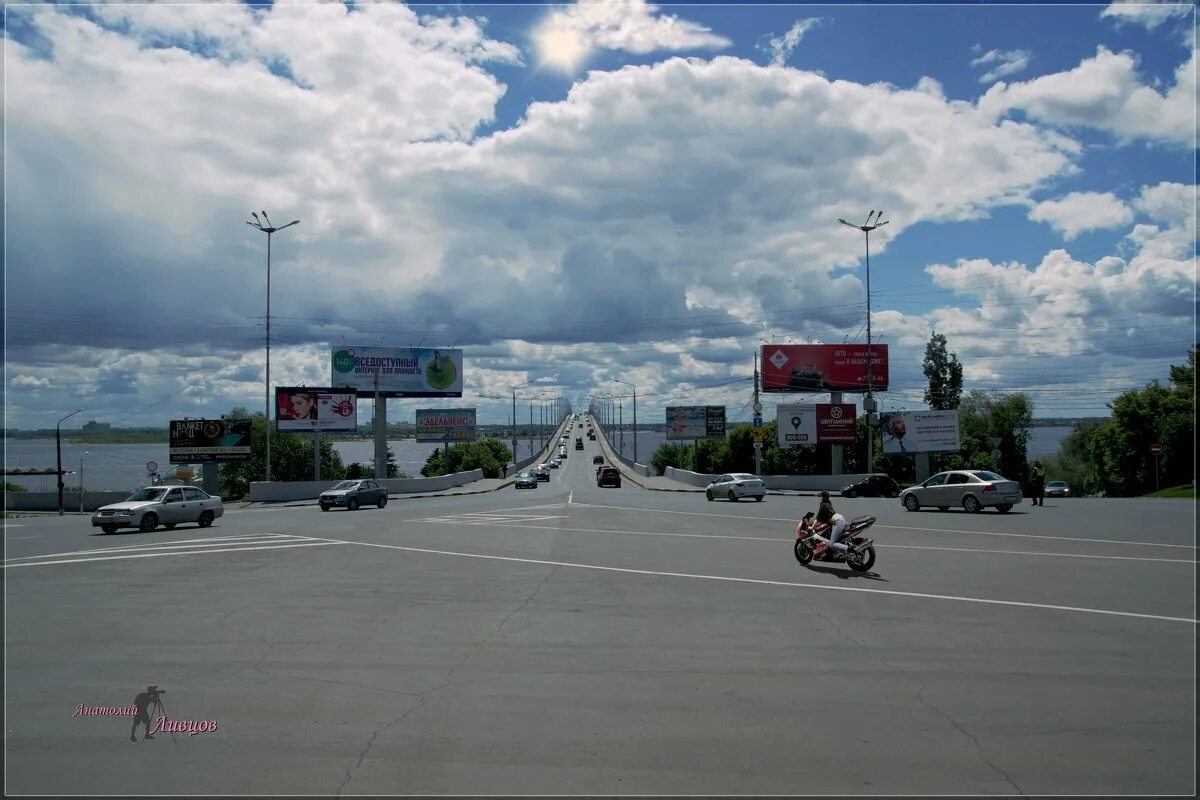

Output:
xmin=794 ymin=539 xmax=813 ymax=565
xmin=847 ymin=543 xmax=876 ymax=572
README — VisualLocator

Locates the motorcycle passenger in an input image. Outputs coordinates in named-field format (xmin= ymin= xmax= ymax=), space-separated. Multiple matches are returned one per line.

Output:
xmin=813 ymin=490 xmax=849 ymax=556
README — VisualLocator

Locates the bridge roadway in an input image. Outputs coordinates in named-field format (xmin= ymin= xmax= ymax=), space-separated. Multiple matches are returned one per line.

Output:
xmin=4 ymin=432 xmax=1195 ymax=795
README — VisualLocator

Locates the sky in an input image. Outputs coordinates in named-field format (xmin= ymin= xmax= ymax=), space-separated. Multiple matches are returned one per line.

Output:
xmin=2 ymin=0 xmax=1196 ymax=432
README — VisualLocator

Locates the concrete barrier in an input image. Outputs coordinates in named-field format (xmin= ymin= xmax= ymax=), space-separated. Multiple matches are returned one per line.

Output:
xmin=592 ymin=419 xmax=654 ymax=476
xmin=4 ymin=491 xmax=134 ymax=512
xmin=663 ymin=468 xmax=874 ymax=492
xmin=510 ymin=418 xmax=572 ymax=474
xmin=248 ymin=469 xmax=484 ymax=503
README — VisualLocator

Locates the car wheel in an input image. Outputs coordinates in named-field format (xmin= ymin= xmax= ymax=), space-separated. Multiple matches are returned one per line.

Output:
xmin=139 ymin=513 xmax=158 ymax=533
xmin=728 ymin=490 xmax=738 ymax=502
xmin=348 ymin=498 xmax=359 ymax=511
xmin=706 ymin=490 xmax=713 ymax=502
xmin=377 ymin=495 xmax=388 ymax=508
xmin=996 ymin=504 xmax=1012 ymax=513
xmin=846 ymin=490 xmax=857 ymax=498
xmin=889 ymin=490 xmax=900 ymax=499
xmin=164 ymin=523 xmax=176 ymax=530
xmin=903 ymin=494 xmax=920 ymax=512
xmin=198 ymin=511 xmax=214 ymax=528
xmin=963 ymin=495 xmax=981 ymax=514
xmin=101 ymin=524 xmax=117 ymax=535
xmin=938 ymin=507 xmax=949 ymax=512
xmin=320 ymin=503 xmax=331 ymax=511
xmin=755 ymin=496 xmax=763 ymax=502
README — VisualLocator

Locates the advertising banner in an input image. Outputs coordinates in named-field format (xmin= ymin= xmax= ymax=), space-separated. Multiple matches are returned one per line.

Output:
xmin=776 ymin=404 xmax=858 ymax=446
xmin=169 ymin=419 xmax=252 ymax=462
xmin=880 ymin=410 xmax=960 ymax=454
xmin=666 ymin=406 xmax=726 ymax=440
xmin=416 ymin=408 xmax=477 ymax=443
xmin=331 ymin=346 xmax=464 ymax=398
xmin=761 ymin=344 xmax=889 ymax=392
xmin=275 ymin=388 xmax=358 ymax=433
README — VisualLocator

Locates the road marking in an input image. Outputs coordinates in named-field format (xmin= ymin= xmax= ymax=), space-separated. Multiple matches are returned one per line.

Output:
xmin=568 ymin=502 xmax=1196 ymax=550
xmin=416 ymin=519 xmax=1194 ymax=564
xmin=2 ymin=541 xmax=345 ymax=569
xmin=2 ymin=533 xmax=299 ymax=563
xmin=303 ymin=535 xmax=1200 ymax=626
xmin=568 ymin=491 xmax=573 ymax=505
xmin=7 ymin=535 xmax=40 ymax=541
xmin=3 ymin=524 xmax=27 ymax=528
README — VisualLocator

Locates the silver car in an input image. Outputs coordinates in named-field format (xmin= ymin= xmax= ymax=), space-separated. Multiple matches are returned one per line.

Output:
xmin=901 ymin=470 xmax=1022 ymax=514
xmin=705 ymin=473 xmax=766 ymax=502
xmin=92 ymin=485 xmax=224 ymax=534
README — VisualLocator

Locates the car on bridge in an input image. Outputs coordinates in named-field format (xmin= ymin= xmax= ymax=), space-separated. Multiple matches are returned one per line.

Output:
xmin=593 ymin=455 xmax=604 ymax=464
xmin=841 ymin=474 xmax=901 ymax=498
xmin=92 ymin=485 xmax=224 ymax=534
xmin=319 ymin=479 xmax=389 ymax=512
xmin=705 ymin=474 xmax=766 ymax=502
xmin=596 ymin=466 xmax=621 ymax=488
xmin=900 ymin=470 xmax=1022 ymax=513
xmin=514 ymin=471 xmax=537 ymax=489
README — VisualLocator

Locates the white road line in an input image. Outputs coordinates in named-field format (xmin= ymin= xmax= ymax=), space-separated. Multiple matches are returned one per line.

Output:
xmin=7 ymin=535 xmax=41 ymax=541
xmin=3 ymin=524 xmax=27 ymax=528
xmin=568 ymin=502 xmax=1196 ymax=550
xmin=2 ymin=541 xmax=345 ymax=569
xmin=3 ymin=534 xmax=303 ymax=563
xmin=307 ymin=535 xmax=1200 ymax=626
xmin=418 ymin=519 xmax=1194 ymax=564
xmin=568 ymin=491 xmax=573 ymax=505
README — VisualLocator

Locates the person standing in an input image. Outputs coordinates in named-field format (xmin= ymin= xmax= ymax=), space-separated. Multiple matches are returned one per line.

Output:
xmin=1031 ymin=461 xmax=1047 ymax=506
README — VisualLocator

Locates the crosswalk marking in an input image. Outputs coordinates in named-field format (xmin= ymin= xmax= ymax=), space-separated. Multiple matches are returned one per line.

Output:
xmin=415 ymin=511 xmax=568 ymax=525
xmin=2 ymin=533 xmax=344 ymax=570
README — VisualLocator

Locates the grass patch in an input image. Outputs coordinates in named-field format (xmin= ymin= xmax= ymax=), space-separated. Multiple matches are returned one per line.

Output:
xmin=1144 ymin=484 xmax=1195 ymax=499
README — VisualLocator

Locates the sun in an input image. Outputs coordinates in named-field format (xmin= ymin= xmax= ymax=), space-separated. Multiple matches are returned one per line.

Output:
xmin=533 ymin=22 xmax=590 ymax=73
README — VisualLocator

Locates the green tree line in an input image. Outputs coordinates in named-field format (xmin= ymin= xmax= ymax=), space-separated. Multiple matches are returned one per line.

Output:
xmin=419 ymin=439 xmax=513 ymax=479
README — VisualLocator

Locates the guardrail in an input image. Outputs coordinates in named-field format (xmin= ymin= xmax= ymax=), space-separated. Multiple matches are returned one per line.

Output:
xmin=663 ymin=467 xmax=874 ymax=492
xmin=591 ymin=417 xmax=655 ymax=476
xmin=509 ymin=416 xmax=572 ymax=474
xmin=5 ymin=491 xmax=133 ymax=512
xmin=248 ymin=469 xmax=485 ymax=503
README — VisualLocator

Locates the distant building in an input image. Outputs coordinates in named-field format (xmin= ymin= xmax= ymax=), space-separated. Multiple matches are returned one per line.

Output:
xmin=82 ymin=421 xmax=112 ymax=432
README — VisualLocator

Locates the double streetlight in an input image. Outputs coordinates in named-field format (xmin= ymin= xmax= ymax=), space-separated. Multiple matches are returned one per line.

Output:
xmin=246 ymin=211 xmax=300 ymax=484
xmin=612 ymin=378 xmax=637 ymax=464
xmin=56 ymin=409 xmax=81 ymax=516
xmin=79 ymin=451 xmax=90 ymax=513
xmin=839 ymin=210 xmax=889 ymax=471
xmin=511 ymin=380 xmax=537 ymax=463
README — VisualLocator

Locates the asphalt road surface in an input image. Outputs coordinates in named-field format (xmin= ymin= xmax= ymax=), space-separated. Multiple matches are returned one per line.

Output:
xmin=5 ymin=438 xmax=1196 ymax=796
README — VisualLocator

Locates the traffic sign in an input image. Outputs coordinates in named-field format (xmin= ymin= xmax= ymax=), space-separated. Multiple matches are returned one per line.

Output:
xmin=752 ymin=429 xmax=764 ymax=443
xmin=146 ymin=460 xmax=158 ymax=473
xmin=1150 ymin=443 xmax=1163 ymax=456
xmin=752 ymin=401 xmax=762 ymax=414
xmin=753 ymin=416 xmax=763 ymax=428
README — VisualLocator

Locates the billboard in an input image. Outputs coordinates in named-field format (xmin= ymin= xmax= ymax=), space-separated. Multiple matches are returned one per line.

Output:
xmin=776 ymin=403 xmax=858 ymax=446
xmin=665 ymin=406 xmax=726 ymax=440
xmin=169 ymin=419 xmax=252 ymax=463
xmin=275 ymin=388 xmax=358 ymax=433
xmin=416 ymin=408 xmax=477 ymax=443
xmin=880 ymin=410 xmax=960 ymax=454
xmin=332 ymin=346 xmax=464 ymax=398
xmin=761 ymin=344 xmax=889 ymax=393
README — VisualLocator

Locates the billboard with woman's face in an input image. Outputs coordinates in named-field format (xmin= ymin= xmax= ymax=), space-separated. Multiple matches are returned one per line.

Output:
xmin=275 ymin=388 xmax=358 ymax=432
xmin=880 ymin=410 xmax=960 ymax=454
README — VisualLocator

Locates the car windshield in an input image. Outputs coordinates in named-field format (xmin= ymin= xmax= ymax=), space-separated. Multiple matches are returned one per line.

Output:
xmin=518 ymin=472 xmax=533 ymax=479
xmin=972 ymin=471 xmax=1003 ymax=481
xmin=127 ymin=488 xmax=167 ymax=502
xmin=1047 ymin=481 xmax=1067 ymax=487
xmin=732 ymin=474 xmax=759 ymax=481
xmin=331 ymin=481 xmax=359 ymax=490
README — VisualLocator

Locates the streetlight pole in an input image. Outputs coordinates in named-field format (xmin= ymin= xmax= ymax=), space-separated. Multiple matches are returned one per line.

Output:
xmin=246 ymin=212 xmax=300 ymax=484
xmin=512 ymin=380 xmax=534 ymax=464
xmin=613 ymin=378 xmax=637 ymax=464
xmin=839 ymin=210 xmax=888 ymax=472
xmin=56 ymin=409 xmax=81 ymax=516
xmin=79 ymin=450 xmax=90 ymax=513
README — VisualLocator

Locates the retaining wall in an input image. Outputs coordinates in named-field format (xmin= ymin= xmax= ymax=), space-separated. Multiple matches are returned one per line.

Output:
xmin=248 ymin=469 xmax=484 ymax=503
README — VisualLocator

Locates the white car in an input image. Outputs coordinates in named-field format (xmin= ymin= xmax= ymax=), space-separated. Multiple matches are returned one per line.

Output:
xmin=705 ymin=473 xmax=766 ymax=502
xmin=92 ymin=485 xmax=224 ymax=534
xmin=901 ymin=470 xmax=1023 ymax=513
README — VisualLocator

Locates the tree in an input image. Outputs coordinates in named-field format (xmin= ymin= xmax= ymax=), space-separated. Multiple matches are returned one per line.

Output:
xmin=923 ymin=331 xmax=964 ymax=410
xmin=218 ymin=407 xmax=348 ymax=499
xmin=650 ymin=443 xmax=694 ymax=474
xmin=420 ymin=438 xmax=510 ymax=478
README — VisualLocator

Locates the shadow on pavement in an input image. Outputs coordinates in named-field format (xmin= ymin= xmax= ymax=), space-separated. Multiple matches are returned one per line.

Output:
xmin=801 ymin=563 xmax=887 ymax=581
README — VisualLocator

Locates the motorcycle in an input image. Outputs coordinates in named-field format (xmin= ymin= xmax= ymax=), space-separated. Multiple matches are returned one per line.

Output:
xmin=794 ymin=512 xmax=877 ymax=572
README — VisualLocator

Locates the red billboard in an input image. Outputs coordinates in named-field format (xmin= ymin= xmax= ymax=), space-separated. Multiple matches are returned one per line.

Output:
xmin=761 ymin=344 xmax=889 ymax=393
xmin=817 ymin=403 xmax=858 ymax=443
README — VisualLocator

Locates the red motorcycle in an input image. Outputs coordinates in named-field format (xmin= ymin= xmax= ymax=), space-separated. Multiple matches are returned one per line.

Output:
xmin=794 ymin=512 xmax=877 ymax=572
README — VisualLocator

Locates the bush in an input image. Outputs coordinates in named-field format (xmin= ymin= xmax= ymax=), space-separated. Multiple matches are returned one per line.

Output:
xmin=4 ymin=482 xmax=28 ymax=493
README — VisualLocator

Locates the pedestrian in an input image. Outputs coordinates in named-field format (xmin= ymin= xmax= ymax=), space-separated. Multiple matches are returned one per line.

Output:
xmin=1031 ymin=460 xmax=1046 ymax=506
xmin=502 ymin=464 xmax=507 ymax=479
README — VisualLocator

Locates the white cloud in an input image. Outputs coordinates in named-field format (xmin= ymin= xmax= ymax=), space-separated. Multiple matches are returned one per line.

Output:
xmin=1133 ymin=181 xmax=1194 ymax=232
xmin=978 ymin=45 xmax=1196 ymax=147
xmin=533 ymin=0 xmax=730 ymax=71
xmin=10 ymin=376 xmax=52 ymax=389
xmin=970 ymin=48 xmax=1032 ymax=83
xmin=762 ymin=18 xmax=824 ymax=67
xmin=1101 ymin=1 xmax=1193 ymax=31
xmin=1028 ymin=191 xmax=1135 ymax=239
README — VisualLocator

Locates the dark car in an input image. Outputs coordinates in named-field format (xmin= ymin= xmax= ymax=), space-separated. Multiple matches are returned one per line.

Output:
xmin=319 ymin=479 xmax=388 ymax=511
xmin=841 ymin=474 xmax=901 ymax=499
xmin=593 ymin=455 xmax=604 ymax=464
xmin=575 ymin=439 xmax=584 ymax=450
xmin=514 ymin=471 xmax=537 ymax=489
xmin=535 ymin=466 xmax=551 ymax=482
xmin=596 ymin=466 xmax=621 ymax=488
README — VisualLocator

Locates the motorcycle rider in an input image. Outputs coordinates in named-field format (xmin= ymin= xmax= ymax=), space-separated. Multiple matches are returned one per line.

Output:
xmin=812 ymin=490 xmax=850 ymax=556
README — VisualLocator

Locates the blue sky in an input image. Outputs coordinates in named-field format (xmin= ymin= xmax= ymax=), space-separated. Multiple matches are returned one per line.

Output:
xmin=2 ymin=0 xmax=1195 ymax=431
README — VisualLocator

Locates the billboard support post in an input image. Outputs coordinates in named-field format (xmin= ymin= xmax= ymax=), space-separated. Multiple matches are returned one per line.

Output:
xmin=314 ymin=424 xmax=320 ymax=483
xmin=753 ymin=353 xmax=762 ymax=476
xmin=915 ymin=452 xmax=931 ymax=483
xmin=374 ymin=367 xmax=386 ymax=480
xmin=831 ymin=392 xmax=843 ymax=475
xmin=202 ymin=463 xmax=219 ymax=495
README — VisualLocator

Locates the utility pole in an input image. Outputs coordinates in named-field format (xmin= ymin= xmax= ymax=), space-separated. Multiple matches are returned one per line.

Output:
xmin=840 ymin=210 xmax=888 ymax=473
xmin=753 ymin=352 xmax=763 ymax=475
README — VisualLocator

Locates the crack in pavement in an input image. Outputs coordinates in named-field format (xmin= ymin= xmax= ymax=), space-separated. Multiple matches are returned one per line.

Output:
xmin=813 ymin=610 xmax=1026 ymax=796
xmin=334 ymin=696 xmax=425 ymax=797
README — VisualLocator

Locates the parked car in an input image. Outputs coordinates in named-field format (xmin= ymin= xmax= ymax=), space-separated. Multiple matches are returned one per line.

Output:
xmin=596 ymin=466 xmax=621 ymax=488
xmin=841 ymin=474 xmax=901 ymax=498
xmin=1045 ymin=480 xmax=1071 ymax=498
xmin=705 ymin=473 xmax=766 ymax=502
xmin=514 ymin=471 xmax=537 ymax=489
xmin=319 ymin=479 xmax=388 ymax=511
xmin=92 ymin=485 xmax=223 ymax=534
xmin=593 ymin=455 xmax=604 ymax=464
xmin=900 ymin=470 xmax=1022 ymax=513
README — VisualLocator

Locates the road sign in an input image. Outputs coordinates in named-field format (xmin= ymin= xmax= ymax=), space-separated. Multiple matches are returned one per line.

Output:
xmin=753 ymin=416 xmax=763 ymax=428
xmin=146 ymin=460 xmax=158 ymax=473
xmin=1150 ymin=443 xmax=1163 ymax=456
xmin=752 ymin=429 xmax=764 ymax=443
xmin=752 ymin=401 xmax=762 ymax=414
